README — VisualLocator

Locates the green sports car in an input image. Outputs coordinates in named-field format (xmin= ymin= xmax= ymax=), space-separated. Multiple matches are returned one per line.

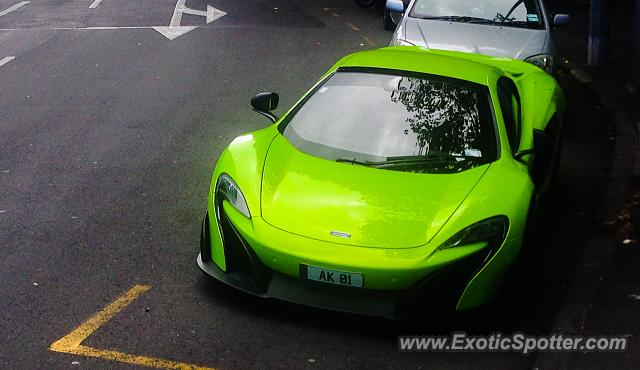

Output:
xmin=198 ymin=46 xmax=565 ymax=319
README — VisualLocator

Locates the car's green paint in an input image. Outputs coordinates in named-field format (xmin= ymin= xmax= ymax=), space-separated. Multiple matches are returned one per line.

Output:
xmin=203 ymin=46 xmax=565 ymax=313
xmin=206 ymin=127 xmax=278 ymax=271
xmin=261 ymin=134 xmax=491 ymax=249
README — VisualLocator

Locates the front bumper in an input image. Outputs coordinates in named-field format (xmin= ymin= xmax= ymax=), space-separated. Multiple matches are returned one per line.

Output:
xmin=197 ymin=209 xmax=504 ymax=320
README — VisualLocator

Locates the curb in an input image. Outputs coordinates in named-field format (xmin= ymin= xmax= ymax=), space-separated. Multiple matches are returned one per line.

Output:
xmin=531 ymin=67 xmax=638 ymax=370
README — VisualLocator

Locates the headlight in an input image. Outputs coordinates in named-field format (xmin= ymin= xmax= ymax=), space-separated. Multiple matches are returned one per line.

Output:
xmin=392 ymin=38 xmax=416 ymax=46
xmin=438 ymin=216 xmax=509 ymax=250
xmin=216 ymin=174 xmax=251 ymax=218
xmin=524 ymin=54 xmax=553 ymax=73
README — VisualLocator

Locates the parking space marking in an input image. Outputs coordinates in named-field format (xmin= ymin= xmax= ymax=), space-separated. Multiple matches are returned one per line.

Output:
xmin=0 ymin=56 xmax=15 ymax=68
xmin=49 ymin=285 xmax=216 ymax=370
xmin=0 ymin=1 xmax=29 ymax=17
xmin=89 ymin=0 xmax=103 ymax=9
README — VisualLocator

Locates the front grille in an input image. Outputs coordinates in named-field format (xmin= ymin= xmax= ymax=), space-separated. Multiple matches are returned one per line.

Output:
xmin=395 ymin=246 xmax=494 ymax=317
xmin=216 ymin=206 xmax=272 ymax=292
xmin=200 ymin=212 xmax=212 ymax=262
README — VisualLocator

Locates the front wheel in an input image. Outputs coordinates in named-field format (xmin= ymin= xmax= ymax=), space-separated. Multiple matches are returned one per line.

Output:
xmin=354 ymin=0 xmax=375 ymax=8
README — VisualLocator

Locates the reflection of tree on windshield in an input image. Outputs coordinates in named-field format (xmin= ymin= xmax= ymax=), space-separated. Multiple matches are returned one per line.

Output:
xmin=390 ymin=77 xmax=481 ymax=156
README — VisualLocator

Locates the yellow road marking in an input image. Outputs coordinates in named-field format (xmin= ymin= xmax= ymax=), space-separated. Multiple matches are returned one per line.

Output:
xmin=345 ymin=22 xmax=360 ymax=31
xmin=49 ymin=285 xmax=216 ymax=370
xmin=50 ymin=285 xmax=151 ymax=349
xmin=57 ymin=345 xmax=215 ymax=370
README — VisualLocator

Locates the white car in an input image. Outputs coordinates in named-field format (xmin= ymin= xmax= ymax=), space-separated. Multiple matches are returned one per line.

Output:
xmin=387 ymin=0 xmax=570 ymax=73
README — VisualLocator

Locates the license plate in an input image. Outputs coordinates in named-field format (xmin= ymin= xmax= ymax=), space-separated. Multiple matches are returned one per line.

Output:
xmin=300 ymin=264 xmax=364 ymax=288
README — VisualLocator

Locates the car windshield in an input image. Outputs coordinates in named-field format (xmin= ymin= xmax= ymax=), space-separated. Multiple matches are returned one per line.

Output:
xmin=409 ymin=0 xmax=545 ymax=29
xmin=281 ymin=69 xmax=498 ymax=174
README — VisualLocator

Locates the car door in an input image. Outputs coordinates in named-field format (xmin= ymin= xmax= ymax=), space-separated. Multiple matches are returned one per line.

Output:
xmin=497 ymin=76 xmax=522 ymax=155
xmin=498 ymin=75 xmax=558 ymax=188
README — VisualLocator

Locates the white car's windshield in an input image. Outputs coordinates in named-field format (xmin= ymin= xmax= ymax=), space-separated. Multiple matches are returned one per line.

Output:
xmin=410 ymin=0 xmax=545 ymax=29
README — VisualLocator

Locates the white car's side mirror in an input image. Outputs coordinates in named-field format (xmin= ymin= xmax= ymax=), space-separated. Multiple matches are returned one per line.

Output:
xmin=385 ymin=0 xmax=405 ymax=13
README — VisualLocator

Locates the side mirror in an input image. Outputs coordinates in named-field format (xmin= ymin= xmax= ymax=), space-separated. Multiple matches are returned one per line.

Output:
xmin=386 ymin=0 xmax=405 ymax=14
xmin=553 ymin=14 xmax=570 ymax=27
xmin=251 ymin=92 xmax=279 ymax=123
xmin=516 ymin=129 xmax=549 ymax=162
xmin=514 ymin=149 xmax=536 ymax=162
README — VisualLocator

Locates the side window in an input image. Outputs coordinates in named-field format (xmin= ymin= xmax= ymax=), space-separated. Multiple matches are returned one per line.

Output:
xmin=497 ymin=77 xmax=522 ymax=153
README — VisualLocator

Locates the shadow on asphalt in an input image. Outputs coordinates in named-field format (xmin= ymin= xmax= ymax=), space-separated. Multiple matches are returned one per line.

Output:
xmin=499 ymin=69 xmax=611 ymax=333
xmin=194 ymin=70 xmax=611 ymax=342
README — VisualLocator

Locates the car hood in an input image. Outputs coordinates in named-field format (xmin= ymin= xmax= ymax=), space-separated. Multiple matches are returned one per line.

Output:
xmin=260 ymin=136 xmax=490 ymax=249
xmin=403 ymin=19 xmax=547 ymax=60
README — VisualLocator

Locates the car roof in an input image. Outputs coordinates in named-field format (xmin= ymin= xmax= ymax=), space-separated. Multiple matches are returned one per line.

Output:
xmin=332 ymin=46 xmax=538 ymax=85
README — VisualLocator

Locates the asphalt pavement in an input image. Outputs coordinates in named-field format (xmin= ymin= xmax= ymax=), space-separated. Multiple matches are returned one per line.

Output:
xmin=0 ymin=1 xmax=612 ymax=369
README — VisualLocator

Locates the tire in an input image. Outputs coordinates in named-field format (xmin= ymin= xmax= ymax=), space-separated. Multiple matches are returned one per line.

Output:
xmin=354 ymin=0 xmax=375 ymax=8
xmin=521 ymin=199 xmax=540 ymax=259
xmin=548 ymin=126 xmax=564 ymax=194
xmin=383 ymin=10 xmax=396 ymax=30
xmin=374 ymin=0 xmax=386 ymax=14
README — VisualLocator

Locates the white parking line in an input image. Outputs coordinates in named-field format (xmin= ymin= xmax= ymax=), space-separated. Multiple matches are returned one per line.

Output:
xmin=0 ymin=23 xmax=233 ymax=31
xmin=0 ymin=26 xmax=158 ymax=30
xmin=0 ymin=1 xmax=30 ymax=17
xmin=0 ymin=56 xmax=16 ymax=68
xmin=88 ymin=0 xmax=103 ymax=9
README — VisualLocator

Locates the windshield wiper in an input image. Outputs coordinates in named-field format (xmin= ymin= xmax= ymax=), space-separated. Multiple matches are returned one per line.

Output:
xmin=418 ymin=15 xmax=494 ymax=24
xmin=336 ymin=158 xmax=375 ymax=166
xmin=337 ymin=154 xmax=482 ymax=168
